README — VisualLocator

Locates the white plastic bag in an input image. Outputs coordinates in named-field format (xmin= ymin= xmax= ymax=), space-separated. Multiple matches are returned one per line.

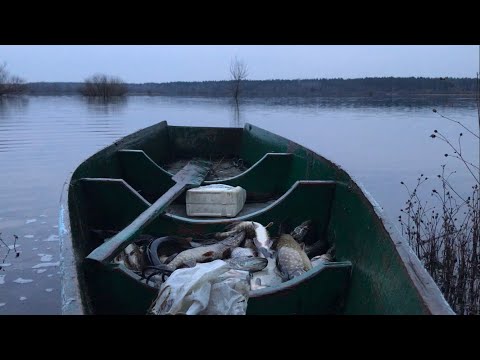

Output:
xmin=150 ymin=260 xmax=250 ymax=315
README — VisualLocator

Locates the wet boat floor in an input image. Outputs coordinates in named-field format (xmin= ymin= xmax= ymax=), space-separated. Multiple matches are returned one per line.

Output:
xmin=166 ymin=199 xmax=278 ymax=219
xmin=164 ymin=157 xmax=249 ymax=181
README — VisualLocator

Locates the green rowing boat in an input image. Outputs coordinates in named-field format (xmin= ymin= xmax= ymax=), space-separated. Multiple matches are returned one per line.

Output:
xmin=59 ymin=121 xmax=454 ymax=315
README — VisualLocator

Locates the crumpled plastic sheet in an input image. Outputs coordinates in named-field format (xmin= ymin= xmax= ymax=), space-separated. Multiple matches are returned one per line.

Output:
xmin=150 ymin=260 xmax=251 ymax=315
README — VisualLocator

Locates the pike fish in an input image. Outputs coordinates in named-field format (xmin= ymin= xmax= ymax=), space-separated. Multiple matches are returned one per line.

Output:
xmin=215 ymin=221 xmax=273 ymax=258
xmin=114 ymin=243 xmax=145 ymax=272
xmin=166 ymin=231 xmax=246 ymax=271
xmin=214 ymin=221 xmax=257 ymax=239
xmin=244 ymin=238 xmax=256 ymax=251
xmin=276 ymin=234 xmax=312 ymax=281
xmin=290 ymin=220 xmax=312 ymax=243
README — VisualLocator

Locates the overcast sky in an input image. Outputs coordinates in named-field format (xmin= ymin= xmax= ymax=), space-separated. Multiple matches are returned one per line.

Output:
xmin=0 ymin=45 xmax=478 ymax=83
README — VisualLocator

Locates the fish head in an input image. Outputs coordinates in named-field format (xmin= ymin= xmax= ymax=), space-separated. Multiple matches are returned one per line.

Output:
xmin=253 ymin=237 xmax=274 ymax=258
xmin=259 ymin=247 xmax=273 ymax=259
xmin=227 ymin=256 xmax=268 ymax=272
xmin=291 ymin=220 xmax=313 ymax=242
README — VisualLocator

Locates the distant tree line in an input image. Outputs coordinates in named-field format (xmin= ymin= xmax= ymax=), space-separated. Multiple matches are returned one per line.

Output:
xmin=25 ymin=77 xmax=479 ymax=97
xmin=27 ymin=82 xmax=83 ymax=95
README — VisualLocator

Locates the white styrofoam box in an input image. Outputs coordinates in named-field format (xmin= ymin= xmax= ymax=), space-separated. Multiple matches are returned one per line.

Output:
xmin=186 ymin=184 xmax=247 ymax=217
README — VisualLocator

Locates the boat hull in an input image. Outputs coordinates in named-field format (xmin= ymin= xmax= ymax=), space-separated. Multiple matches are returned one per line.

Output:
xmin=60 ymin=121 xmax=454 ymax=315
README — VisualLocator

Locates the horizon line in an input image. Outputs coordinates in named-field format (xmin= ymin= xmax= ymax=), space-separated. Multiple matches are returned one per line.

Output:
xmin=24 ymin=76 xmax=479 ymax=84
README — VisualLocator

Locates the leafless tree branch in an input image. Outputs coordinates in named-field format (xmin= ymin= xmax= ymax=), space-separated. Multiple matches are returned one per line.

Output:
xmin=230 ymin=57 xmax=248 ymax=103
xmin=0 ymin=62 xmax=27 ymax=96
xmin=80 ymin=73 xmax=128 ymax=99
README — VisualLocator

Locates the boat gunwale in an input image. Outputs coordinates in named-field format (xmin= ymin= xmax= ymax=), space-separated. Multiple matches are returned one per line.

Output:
xmin=59 ymin=172 xmax=86 ymax=315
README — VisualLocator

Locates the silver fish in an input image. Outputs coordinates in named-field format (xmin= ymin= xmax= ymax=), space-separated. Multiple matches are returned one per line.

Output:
xmin=231 ymin=247 xmax=256 ymax=258
xmin=226 ymin=256 xmax=268 ymax=272
xmin=249 ymin=256 xmax=283 ymax=290
xmin=251 ymin=222 xmax=273 ymax=258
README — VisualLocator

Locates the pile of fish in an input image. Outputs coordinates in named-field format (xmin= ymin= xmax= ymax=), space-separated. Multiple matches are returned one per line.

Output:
xmin=113 ymin=219 xmax=335 ymax=291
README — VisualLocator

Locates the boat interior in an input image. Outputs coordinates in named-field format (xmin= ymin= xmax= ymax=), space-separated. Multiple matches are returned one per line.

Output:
xmin=66 ymin=121 xmax=423 ymax=314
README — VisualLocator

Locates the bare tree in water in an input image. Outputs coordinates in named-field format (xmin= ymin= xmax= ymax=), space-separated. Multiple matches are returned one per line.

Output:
xmin=0 ymin=62 xmax=27 ymax=96
xmin=230 ymin=56 xmax=248 ymax=104
xmin=80 ymin=74 xmax=128 ymax=99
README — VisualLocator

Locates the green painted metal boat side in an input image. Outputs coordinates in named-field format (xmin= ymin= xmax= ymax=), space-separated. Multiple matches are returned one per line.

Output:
xmin=85 ymin=263 xmax=156 ymax=315
xmin=118 ymin=150 xmax=175 ymax=203
xmin=247 ymin=262 xmax=353 ymax=315
xmin=80 ymin=178 xmax=151 ymax=232
xmin=328 ymin=183 xmax=436 ymax=314
xmin=83 ymin=260 xmax=353 ymax=315
xmin=167 ymin=126 xmax=244 ymax=162
xmin=59 ymin=121 xmax=455 ymax=315
xmin=118 ymin=149 xmax=293 ymax=202
xmin=60 ymin=122 xmax=172 ymax=315
xmin=78 ymin=180 xmax=335 ymax=236
xmin=204 ymin=153 xmax=293 ymax=200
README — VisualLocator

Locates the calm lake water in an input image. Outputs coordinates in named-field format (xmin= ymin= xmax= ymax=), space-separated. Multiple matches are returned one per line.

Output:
xmin=0 ymin=95 xmax=478 ymax=314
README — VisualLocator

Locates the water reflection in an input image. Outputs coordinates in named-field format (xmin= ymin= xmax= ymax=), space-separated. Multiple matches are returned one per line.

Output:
xmin=242 ymin=95 xmax=477 ymax=110
xmin=0 ymin=96 xmax=29 ymax=117
xmin=230 ymin=100 xmax=243 ymax=127
xmin=83 ymin=96 xmax=128 ymax=115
